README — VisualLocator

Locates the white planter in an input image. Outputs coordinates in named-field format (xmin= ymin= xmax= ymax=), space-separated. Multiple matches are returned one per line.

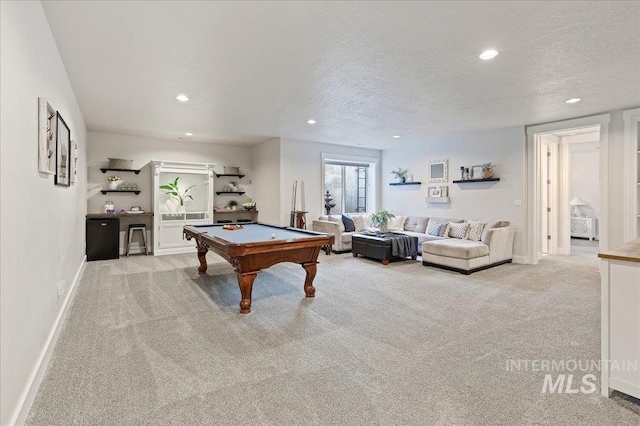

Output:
xmin=108 ymin=181 xmax=119 ymax=190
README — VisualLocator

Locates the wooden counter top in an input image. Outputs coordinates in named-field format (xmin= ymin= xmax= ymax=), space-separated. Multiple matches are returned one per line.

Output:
xmin=86 ymin=212 xmax=154 ymax=219
xmin=598 ymin=239 xmax=640 ymax=263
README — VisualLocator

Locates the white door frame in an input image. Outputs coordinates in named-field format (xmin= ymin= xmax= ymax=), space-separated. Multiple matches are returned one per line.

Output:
xmin=623 ymin=108 xmax=640 ymax=240
xmin=525 ymin=114 xmax=610 ymax=264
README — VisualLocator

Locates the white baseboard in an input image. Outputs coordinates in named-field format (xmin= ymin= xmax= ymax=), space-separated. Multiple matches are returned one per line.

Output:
xmin=11 ymin=256 xmax=86 ymax=426
xmin=609 ymin=377 xmax=640 ymax=400
xmin=512 ymin=256 xmax=527 ymax=264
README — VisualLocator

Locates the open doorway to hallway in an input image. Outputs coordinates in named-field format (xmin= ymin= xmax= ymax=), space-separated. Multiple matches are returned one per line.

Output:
xmin=526 ymin=113 xmax=610 ymax=265
xmin=539 ymin=126 xmax=601 ymax=258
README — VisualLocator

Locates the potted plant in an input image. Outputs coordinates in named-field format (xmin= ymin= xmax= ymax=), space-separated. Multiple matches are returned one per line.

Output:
xmin=371 ymin=210 xmax=395 ymax=233
xmin=228 ymin=200 xmax=238 ymax=211
xmin=482 ymin=163 xmax=496 ymax=179
xmin=159 ymin=177 xmax=195 ymax=212
xmin=391 ymin=167 xmax=408 ymax=183
xmin=107 ymin=175 xmax=121 ymax=190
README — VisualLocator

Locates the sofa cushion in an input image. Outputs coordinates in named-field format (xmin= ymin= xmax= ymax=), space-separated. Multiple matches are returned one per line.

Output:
xmin=423 ymin=239 xmax=489 ymax=260
xmin=388 ymin=216 xmax=406 ymax=231
xmin=466 ymin=220 xmax=485 ymax=242
xmin=446 ymin=222 xmax=470 ymax=239
xmin=341 ymin=232 xmax=357 ymax=243
xmin=481 ymin=220 xmax=510 ymax=243
xmin=328 ymin=215 xmax=345 ymax=232
xmin=426 ymin=218 xmax=447 ymax=236
xmin=342 ymin=215 xmax=356 ymax=232
xmin=404 ymin=216 xmax=429 ymax=233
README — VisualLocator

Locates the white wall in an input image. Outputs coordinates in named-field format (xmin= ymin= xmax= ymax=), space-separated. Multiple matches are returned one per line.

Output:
xmin=279 ymin=139 xmax=381 ymax=226
xmin=382 ymin=126 xmax=527 ymax=259
xmin=88 ymin=132 xmax=253 ymax=249
xmin=570 ymin=148 xmax=600 ymax=222
xmin=607 ymin=110 xmax=628 ymax=247
xmin=1 ymin=2 xmax=87 ymax=425
xmin=250 ymin=138 xmax=281 ymax=225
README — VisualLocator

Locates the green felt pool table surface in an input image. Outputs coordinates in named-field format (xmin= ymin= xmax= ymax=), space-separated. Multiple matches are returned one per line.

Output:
xmin=188 ymin=223 xmax=325 ymax=244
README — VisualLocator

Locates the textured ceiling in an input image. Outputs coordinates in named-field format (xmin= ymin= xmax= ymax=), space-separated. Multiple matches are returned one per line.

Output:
xmin=42 ymin=1 xmax=640 ymax=148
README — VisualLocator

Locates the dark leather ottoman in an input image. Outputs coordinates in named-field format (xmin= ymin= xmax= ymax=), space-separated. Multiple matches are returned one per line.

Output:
xmin=352 ymin=233 xmax=418 ymax=265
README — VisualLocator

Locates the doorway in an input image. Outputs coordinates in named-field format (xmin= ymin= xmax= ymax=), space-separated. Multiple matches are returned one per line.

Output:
xmin=525 ymin=114 xmax=610 ymax=265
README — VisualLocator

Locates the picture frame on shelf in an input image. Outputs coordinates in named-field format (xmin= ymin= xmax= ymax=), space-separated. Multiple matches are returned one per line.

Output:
xmin=55 ymin=112 xmax=71 ymax=187
xmin=428 ymin=186 xmax=448 ymax=198
xmin=471 ymin=165 xmax=484 ymax=179
xmin=37 ymin=98 xmax=56 ymax=175
xmin=428 ymin=159 xmax=448 ymax=183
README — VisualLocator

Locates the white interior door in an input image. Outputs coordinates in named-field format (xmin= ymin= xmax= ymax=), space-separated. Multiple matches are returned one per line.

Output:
xmin=541 ymin=138 xmax=559 ymax=255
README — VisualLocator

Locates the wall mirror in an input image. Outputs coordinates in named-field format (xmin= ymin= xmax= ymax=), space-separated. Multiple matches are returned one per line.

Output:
xmin=428 ymin=159 xmax=448 ymax=183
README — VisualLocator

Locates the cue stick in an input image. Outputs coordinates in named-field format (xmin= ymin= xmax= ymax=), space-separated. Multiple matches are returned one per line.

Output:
xmin=301 ymin=180 xmax=306 ymax=212
xmin=290 ymin=180 xmax=297 ymax=227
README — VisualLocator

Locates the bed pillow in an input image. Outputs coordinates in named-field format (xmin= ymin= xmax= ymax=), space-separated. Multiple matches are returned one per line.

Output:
xmin=466 ymin=220 xmax=485 ymax=242
xmin=387 ymin=216 xmax=406 ymax=231
xmin=342 ymin=215 xmax=356 ymax=232
xmin=447 ymin=222 xmax=470 ymax=239
xmin=328 ymin=215 xmax=345 ymax=232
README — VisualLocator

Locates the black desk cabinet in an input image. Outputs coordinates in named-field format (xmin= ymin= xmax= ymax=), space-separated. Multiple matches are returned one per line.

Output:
xmin=86 ymin=218 xmax=119 ymax=261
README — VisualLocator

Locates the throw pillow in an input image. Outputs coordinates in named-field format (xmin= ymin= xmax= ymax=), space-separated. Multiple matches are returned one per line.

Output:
xmin=448 ymin=222 xmax=470 ymax=239
xmin=342 ymin=215 xmax=356 ymax=232
xmin=466 ymin=220 xmax=485 ymax=241
xmin=362 ymin=213 xmax=374 ymax=228
xmin=350 ymin=215 xmax=366 ymax=232
xmin=387 ymin=216 xmax=406 ymax=231
xmin=328 ymin=215 xmax=345 ymax=232
xmin=426 ymin=218 xmax=448 ymax=236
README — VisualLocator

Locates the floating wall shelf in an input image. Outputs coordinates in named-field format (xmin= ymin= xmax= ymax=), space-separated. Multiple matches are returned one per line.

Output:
xmin=215 ymin=173 xmax=245 ymax=178
xmin=453 ymin=178 xmax=500 ymax=184
xmin=425 ymin=197 xmax=451 ymax=204
xmin=216 ymin=191 xmax=246 ymax=195
xmin=389 ymin=182 xmax=422 ymax=186
xmin=100 ymin=168 xmax=141 ymax=174
xmin=100 ymin=190 xmax=141 ymax=195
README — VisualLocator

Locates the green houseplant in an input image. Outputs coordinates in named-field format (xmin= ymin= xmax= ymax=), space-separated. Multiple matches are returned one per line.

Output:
xmin=391 ymin=167 xmax=408 ymax=183
xmin=159 ymin=177 xmax=195 ymax=210
xmin=228 ymin=200 xmax=238 ymax=211
xmin=372 ymin=210 xmax=395 ymax=233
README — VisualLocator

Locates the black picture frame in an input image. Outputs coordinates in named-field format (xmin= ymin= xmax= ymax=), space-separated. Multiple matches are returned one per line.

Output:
xmin=55 ymin=112 xmax=71 ymax=187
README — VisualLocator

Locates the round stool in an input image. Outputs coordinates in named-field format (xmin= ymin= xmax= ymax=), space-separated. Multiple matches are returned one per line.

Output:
xmin=217 ymin=220 xmax=232 ymax=224
xmin=127 ymin=223 xmax=148 ymax=256
xmin=237 ymin=219 xmax=252 ymax=223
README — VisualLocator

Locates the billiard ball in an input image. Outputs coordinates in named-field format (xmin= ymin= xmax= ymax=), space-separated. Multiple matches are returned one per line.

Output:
xmin=271 ymin=234 xmax=276 ymax=239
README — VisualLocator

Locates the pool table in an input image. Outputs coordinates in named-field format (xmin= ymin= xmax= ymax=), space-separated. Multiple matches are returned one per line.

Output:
xmin=183 ymin=223 xmax=334 ymax=313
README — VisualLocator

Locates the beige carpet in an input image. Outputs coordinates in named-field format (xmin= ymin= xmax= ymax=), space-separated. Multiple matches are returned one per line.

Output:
xmin=26 ymin=251 xmax=639 ymax=425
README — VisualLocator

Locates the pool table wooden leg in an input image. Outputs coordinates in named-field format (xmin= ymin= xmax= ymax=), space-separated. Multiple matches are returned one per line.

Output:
xmin=196 ymin=243 xmax=208 ymax=274
xmin=237 ymin=272 xmax=258 ymax=314
xmin=301 ymin=262 xmax=317 ymax=298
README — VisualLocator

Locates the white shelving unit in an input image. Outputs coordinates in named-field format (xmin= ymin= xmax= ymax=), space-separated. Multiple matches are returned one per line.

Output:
xmin=151 ymin=161 xmax=215 ymax=255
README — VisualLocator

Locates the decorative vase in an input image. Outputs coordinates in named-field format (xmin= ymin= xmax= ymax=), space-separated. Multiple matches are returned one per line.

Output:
xmin=177 ymin=204 xmax=186 ymax=213
xmin=108 ymin=181 xmax=119 ymax=190
xmin=400 ymin=176 xmax=406 ymax=183
xmin=379 ymin=221 xmax=388 ymax=233
xmin=483 ymin=169 xmax=494 ymax=179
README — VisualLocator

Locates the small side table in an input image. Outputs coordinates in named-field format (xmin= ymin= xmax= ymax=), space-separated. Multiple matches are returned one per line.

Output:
xmin=571 ymin=217 xmax=597 ymax=240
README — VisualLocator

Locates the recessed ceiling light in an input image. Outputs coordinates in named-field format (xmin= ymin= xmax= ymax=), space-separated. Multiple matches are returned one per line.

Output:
xmin=307 ymin=119 xmax=316 ymax=124
xmin=176 ymin=94 xmax=189 ymax=102
xmin=393 ymin=135 xmax=401 ymax=139
xmin=565 ymin=98 xmax=581 ymax=104
xmin=479 ymin=50 xmax=499 ymax=60
xmin=185 ymin=132 xmax=193 ymax=136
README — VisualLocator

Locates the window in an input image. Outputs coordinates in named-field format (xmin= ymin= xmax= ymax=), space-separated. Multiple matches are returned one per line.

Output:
xmin=324 ymin=161 xmax=368 ymax=213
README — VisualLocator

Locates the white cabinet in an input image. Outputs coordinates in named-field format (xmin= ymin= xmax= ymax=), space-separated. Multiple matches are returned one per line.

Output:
xmin=600 ymin=240 xmax=640 ymax=399
xmin=570 ymin=217 xmax=596 ymax=240
xmin=151 ymin=161 xmax=214 ymax=255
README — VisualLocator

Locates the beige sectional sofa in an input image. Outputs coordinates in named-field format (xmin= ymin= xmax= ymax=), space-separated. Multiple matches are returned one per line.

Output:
xmin=312 ymin=214 xmax=514 ymax=274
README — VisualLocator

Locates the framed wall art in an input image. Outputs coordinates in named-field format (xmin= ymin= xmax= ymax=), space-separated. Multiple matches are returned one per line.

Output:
xmin=71 ymin=140 xmax=79 ymax=184
xmin=37 ymin=98 xmax=56 ymax=174
xmin=55 ymin=112 xmax=71 ymax=187
xmin=428 ymin=159 xmax=448 ymax=183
